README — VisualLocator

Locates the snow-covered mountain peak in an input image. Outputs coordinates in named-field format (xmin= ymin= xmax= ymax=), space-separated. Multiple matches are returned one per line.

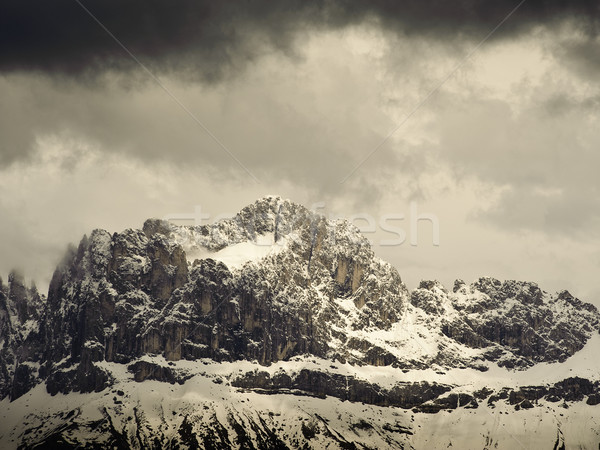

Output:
xmin=141 ymin=197 xmax=375 ymax=276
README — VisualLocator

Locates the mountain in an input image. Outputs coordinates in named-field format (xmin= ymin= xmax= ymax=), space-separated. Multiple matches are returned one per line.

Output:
xmin=1 ymin=196 xmax=599 ymax=449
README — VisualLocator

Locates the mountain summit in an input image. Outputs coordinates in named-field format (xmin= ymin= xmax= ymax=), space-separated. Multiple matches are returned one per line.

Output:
xmin=1 ymin=197 xmax=599 ymax=448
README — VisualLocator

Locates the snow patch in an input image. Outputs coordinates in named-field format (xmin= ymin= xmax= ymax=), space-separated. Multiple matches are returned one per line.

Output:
xmin=185 ymin=233 xmax=289 ymax=269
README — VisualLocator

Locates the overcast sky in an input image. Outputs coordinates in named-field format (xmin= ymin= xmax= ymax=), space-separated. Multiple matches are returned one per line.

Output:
xmin=1 ymin=0 xmax=600 ymax=303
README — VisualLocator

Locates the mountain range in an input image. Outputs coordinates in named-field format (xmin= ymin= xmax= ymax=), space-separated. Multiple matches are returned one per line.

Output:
xmin=1 ymin=196 xmax=599 ymax=449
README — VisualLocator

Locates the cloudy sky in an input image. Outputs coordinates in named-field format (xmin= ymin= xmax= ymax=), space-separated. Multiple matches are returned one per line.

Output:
xmin=1 ymin=0 xmax=599 ymax=303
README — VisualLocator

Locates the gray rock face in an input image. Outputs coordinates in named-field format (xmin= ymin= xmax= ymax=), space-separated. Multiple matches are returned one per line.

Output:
xmin=232 ymin=368 xmax=453 ymax=409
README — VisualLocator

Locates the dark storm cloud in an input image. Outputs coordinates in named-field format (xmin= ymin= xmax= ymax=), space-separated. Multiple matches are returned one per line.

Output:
xmin=2 ymin=0 xmax=600 ymax=234
xmin=1 ymin=0 xmax=599 ymax=80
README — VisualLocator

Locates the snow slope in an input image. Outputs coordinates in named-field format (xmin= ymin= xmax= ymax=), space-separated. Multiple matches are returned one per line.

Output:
xmin=2 ymin=358 xmax=599 ymax=450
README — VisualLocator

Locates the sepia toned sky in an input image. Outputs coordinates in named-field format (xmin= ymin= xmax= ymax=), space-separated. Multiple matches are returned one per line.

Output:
xmin=1 ymin=1 xmax=600 ymax=303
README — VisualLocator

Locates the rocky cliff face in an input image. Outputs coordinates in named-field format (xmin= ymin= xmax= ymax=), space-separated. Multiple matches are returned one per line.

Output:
xmin=1 ymin=196 xmax=599 ymax=449
xmin=0 ymin=271 xmax=45 ymax=401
